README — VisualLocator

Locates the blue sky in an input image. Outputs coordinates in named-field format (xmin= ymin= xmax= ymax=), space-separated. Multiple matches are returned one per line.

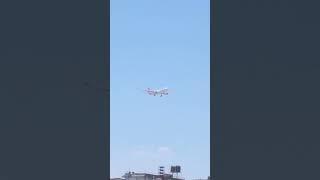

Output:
xmin=110 ymin=0 xmax=210 ymax=179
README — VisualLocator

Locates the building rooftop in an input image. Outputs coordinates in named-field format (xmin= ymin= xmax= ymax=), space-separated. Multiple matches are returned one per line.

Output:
xmin=121 ymin=171 xmax=184 ymax=180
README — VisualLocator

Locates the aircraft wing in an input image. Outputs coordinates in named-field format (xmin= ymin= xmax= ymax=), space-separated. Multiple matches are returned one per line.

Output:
xmin=159 ymin=88 xmax=169 ymax=93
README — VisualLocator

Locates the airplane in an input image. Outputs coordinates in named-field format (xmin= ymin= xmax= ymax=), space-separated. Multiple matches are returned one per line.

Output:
xmin=144 ymin=87 xmax=169 ymax=97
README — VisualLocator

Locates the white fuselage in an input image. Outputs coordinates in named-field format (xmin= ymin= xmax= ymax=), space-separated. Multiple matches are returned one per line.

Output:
xmin=145 ymin=88 xmax=169 ymax=97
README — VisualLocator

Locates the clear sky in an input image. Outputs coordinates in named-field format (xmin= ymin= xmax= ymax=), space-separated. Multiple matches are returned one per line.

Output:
xmin=110 ymin=0 xmax=210 ymax=179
